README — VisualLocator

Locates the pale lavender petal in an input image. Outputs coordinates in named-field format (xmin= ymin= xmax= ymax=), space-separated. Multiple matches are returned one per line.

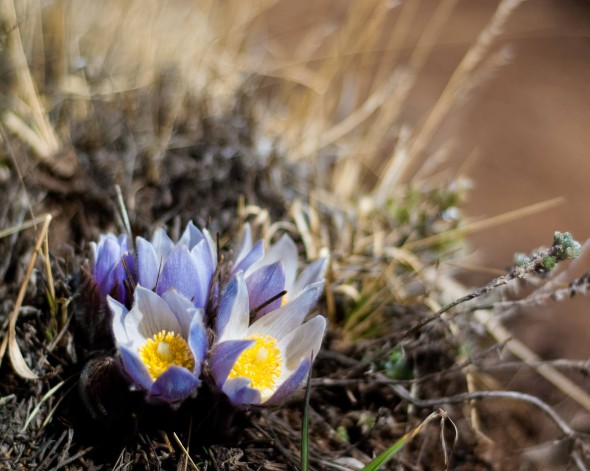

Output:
xmin=136 ymin=237 xmax=159 ymax=290
xmin=152 ymin=227 xmax=174 ymax=261
xmin=265 ymin=357 xmax=310 ymax=406
xmin=246 ymin=261 xmax=286 ymax=319
xmin=216 ymin=273 xmax=249 ymax=341
xmin=222 ymin=377 xmax=261 ymax=405
xmin=89 ymin=241 xmax=98 ymax=267
xmin=179 ymin=221 xmax=205 ymax=250
xmin=132 ymin=286 xmax=181 ymax=338
xmin=278 ymin=316 xmax=326 ymax=370
xmin=292 ymin=257 xmax=328 ymax=298
xmin=189 ymin=241 xmax=215 ymax=308
xmin=108 ymin=296 xmax=130 ymax=345
xmin=233 ymin=224 xmax=253 ymax=267
xmin=202 ymin=229 xmax=217 ymax=269
xmin=247 ymin=281 xmax=324 ymax=340
xmin=119 ymin=344 xmax=153 ymax=390
xmin=233 ymin=240 xmax=263 ymax=275
xmin=162 ymin=289 xmax=195 ymax=338
xmin=209 ymin=340 xmax=254 ymax=388
xmin=158 ymin=245 xmax=200 ymax=302
xmin=150 ymin=365 xmax=200 ymax=402
xmin=188 ymin=309 xmax=207 ymax=368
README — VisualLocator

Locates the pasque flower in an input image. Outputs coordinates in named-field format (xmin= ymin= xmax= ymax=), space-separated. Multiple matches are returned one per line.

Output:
xmin=136 ymin=221 xmax=217 ymax=309
xmin=209 ymin=272 xmax=326 ymax=406
xmin=107 ymin=286 xmax=207 ymax=402
xmin=91 ymin=222 xmax=216 ymax=309
xmin=232 ymin=225 xmax=328 ymax=318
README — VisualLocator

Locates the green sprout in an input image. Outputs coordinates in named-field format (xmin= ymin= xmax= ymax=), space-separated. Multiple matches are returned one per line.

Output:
xmin=552 ymin=231 xmax=582 ymax=260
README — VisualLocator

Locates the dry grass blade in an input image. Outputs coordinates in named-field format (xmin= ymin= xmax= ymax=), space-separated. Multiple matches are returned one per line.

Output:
xmin=0 ymin=214 xmax=48 ymax=239
xmin=400 ymin=0 xmax=526 ymax=183
xmin=0 ymin=0 xmax=60 ymax=161
xmin=3 ymin=214 xmax=52 ymax=379
xmin=172 ymin=432 xmax=199 ymax=471
xmin=404 ymin=196 xmax=564 ymax=250
xmin=21 ymin=381 xmax=65 ymax=432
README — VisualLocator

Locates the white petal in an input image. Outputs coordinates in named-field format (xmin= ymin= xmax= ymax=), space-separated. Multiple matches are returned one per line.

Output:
xmin=122 ymin=306 xmax=145 ymax=350
xmin=132 ymin=285 xmax=181 ymax=338
xmin=233 ymin=224 xmax=253 ymax=267
xmin=218 ymin=272 xmax=250 ymax=342
xmin=247 ymin=281 xmax=323 ymax=340
xmin=179 ymin=221 xmax=204 ymax=249
xmin=107 ymin=296 xmax=130 ymax=345
xmin=292 ymin=257 xmax=328 ymax=298
xmin=161 ymin=289 xmax=195 ymax=339
xmin=151 ymin=227 xmax=174 ymax=261
xmin=277 ymin=316 xmax=326 ymax=371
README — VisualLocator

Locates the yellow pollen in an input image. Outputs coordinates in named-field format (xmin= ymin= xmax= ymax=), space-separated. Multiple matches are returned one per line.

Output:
xmin=228 ymin=334 xmax=282 ymax=393
xmin=138 ymin=330 xmax=195 ymax=380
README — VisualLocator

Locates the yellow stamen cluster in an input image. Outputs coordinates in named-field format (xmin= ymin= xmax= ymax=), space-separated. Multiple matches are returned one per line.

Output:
xmin=228 ymin=334 xmax=282 ymax=393
xmin=138 ymin=330 xmax=195 ymax=380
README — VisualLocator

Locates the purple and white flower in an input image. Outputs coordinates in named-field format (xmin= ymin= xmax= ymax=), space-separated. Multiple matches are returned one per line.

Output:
xmin=91 ymin=222 xmax=216 ymax=309
xmin=107 ymin=286 xmax=207 ymax=402
xmin=209 ymin=272 xmax=326 ymax=406
xmin=232 ymin=225 xmax=328 ymax=318
xmin=136 ymin=222 xmax=216 ymax=309
xmin=90 ymin=233 xmax=134 ymax=304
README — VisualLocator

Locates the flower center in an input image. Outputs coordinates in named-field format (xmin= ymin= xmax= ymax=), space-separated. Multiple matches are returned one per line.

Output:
xmin=138 ymin=330 xmax=195 ymax=380
xmin=228 ymin=334 xmax=283 ymax=394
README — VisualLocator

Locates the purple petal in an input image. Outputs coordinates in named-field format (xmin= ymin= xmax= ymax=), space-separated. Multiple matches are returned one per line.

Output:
xmin=265 ymin=357 xmax=311 ymax=406
xmin=158 ymin=245 xmax=200 ymax=302
xmin=247 ymin=281 xmax=324 ymax=340
xmin=232 ymin=240 xmax=264 ymax=273
xmin=111 ymin=260 xmax=130 ymax=304
xmin=248 ymin=235 xmax=298 ymax=293
xmin=119 ymin=344 xmax=153 ymax=390
xmin=233 ymin=224 xmax=253 ymax=267
xmin=209 ymin=340 xmax=254 ymax=389
xmin=189 ymin=241 xmax=216 ymax=308
xmin=216 ymin=273 xmax=249 ymax=340
xmin=136 ymin=237 xmax=159 ymax=290
xmin=222 ymin=377 xmax=261 ymax=405
xmin=149 ymin=365 xmax=200 ymax=402
xmin=93 ymin=236 xmax=123 ymax=297
xmin=246 ymin=261 xmax=286 ymax=319
xmin=179 ymin=221 xmax=205 ymax=250
xmin=232 ymin=230 xmax=264 ymax=273
xmin=292 ymin=257 xmax=328 ymax=298
xmin=188 ymin=309 xmax=207 ymax=368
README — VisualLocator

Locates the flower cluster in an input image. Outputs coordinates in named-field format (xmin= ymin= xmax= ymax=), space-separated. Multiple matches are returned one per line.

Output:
xmin=90 ymin=222 xmax=327 ymax=406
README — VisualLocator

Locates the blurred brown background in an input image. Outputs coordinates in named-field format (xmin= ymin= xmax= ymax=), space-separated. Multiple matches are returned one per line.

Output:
xmin=263 ymin=0 xmax=590 ymax=362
